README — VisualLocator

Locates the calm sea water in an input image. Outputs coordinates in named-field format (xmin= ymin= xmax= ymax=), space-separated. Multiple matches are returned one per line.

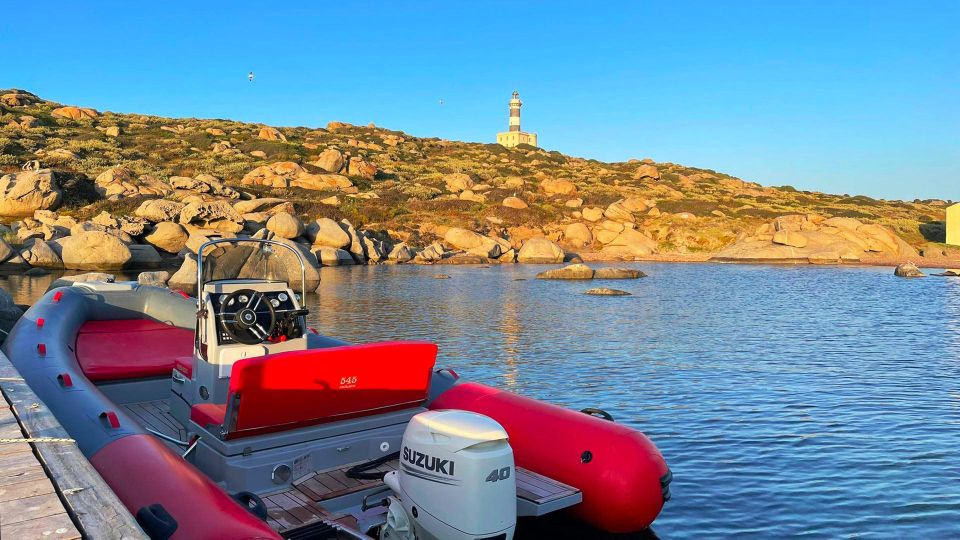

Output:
xmin=3 ymin=263 xmax=959 ymax=538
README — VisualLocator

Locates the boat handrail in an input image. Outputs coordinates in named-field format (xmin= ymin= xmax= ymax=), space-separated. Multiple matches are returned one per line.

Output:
xmin=195 ymin=238 xmax=308 ymax=312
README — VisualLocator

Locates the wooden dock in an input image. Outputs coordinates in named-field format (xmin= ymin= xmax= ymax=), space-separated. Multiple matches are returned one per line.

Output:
xmin=0 ymin=351 xmax=145 ymax=539
xmin=0 ymin=402 xmax=79 ymax=539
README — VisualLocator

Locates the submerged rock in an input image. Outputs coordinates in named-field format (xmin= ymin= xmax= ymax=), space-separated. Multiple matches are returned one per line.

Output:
xmin=594 ymin=268 xmax=646 ymax=279
xmin=437 ymin=253 xmax=492 ymax=265
xmin=585 ymin=288 xmax=631 ymax=296
xmin=536 ymin=263 xmax=595 ymax=280
xmin=894 ymin=262 xmax=925 ymax=278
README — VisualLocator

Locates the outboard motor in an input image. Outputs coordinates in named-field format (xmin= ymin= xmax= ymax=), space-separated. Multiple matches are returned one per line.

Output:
xmin=381 ymin=410 xmax=516 ymax=540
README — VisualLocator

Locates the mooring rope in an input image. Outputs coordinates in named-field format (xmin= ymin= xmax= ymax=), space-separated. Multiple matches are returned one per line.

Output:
xmin=0 ymin=377 xmax=25 ymax=381
xmin=0 ymin=437 xmax=76 ymax=444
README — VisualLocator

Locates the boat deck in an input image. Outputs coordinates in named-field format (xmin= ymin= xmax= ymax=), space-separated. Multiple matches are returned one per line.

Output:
xmin=267 ymin=459 xmax=581 ymax=534
xmin=120 ymin=399 xmax=186 ymax=450
xmin=124 ymin=398 xmax=582 ymax=535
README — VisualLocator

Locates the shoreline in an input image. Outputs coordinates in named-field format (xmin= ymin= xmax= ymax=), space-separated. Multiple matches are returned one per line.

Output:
xmin=2 ymin=252 xmax=958 ymax=280
xmin=578 ymin=251 xmax=960 ymax=269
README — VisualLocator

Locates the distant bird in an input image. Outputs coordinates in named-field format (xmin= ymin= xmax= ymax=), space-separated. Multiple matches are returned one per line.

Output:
xmin=248 ymin=71 xmax=255 ymax=82
xmin=438 ymin=98 xmax=444 ymax=106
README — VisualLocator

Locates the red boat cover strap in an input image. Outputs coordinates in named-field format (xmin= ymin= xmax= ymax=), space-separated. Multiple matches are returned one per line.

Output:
xmin=191 ymin=341 xmax=438 ymax=439
xmin=429 ymin=382 xmax=670 ymax=534
xmin=75 ymin=319 xmax=194 ymax=381
xmin=90 ymin=434 xmax=279 ymax=540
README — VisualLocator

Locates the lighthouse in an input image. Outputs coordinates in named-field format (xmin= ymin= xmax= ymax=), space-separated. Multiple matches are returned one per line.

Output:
xmin=497 ymin=90 xmax=538 ymax=148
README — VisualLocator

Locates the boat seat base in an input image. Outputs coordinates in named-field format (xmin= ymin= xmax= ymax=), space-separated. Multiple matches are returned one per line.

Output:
xmin=187 ymin=409 xmax=418 ymax=495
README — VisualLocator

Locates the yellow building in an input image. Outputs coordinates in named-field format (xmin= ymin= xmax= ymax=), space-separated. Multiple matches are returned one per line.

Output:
xmin=496 ymin=91 xmax=538 ymax=148
xmin=947 ymin=203 xmax=960 ymax=246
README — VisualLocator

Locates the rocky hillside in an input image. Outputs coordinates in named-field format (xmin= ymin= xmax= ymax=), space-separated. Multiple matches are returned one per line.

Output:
xmin=0 ymin=89 xmax=955 ymax=281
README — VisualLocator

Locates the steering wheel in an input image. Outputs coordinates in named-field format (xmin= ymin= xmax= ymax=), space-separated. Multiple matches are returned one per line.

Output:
xmin=218 ymin=289 xmax=276 ymax=345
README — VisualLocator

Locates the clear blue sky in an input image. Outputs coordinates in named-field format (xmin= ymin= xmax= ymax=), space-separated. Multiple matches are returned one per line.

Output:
xmin=2 ymin=1 xmax=957 ymax=201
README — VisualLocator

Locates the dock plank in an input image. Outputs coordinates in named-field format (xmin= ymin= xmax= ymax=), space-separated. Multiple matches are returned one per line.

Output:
xmin=1 ymin=462 xmax=51 ymax=485
xmin=0 ymin=350 xmax=145 ymax=538
xmin=0 ymin=492 xmax=66 ymax=525
xmin=0 ymin=477 xmax=56 ymax=503
xmin=0 ymin=511 xmax=81 ymax=539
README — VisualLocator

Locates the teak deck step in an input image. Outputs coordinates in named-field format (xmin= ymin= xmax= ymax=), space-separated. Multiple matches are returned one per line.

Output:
xmin=121 ymin=399 xmax=187 ymax=450
xmin=293 ymin=461 xmax=398 ymax=503
xmin=265 ymin=458 xmax=583 ymax=532
xmin=514 ymin=467 xmax=583 ymax=516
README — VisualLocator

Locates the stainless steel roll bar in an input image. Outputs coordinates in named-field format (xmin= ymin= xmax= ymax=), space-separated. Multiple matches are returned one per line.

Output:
xmin=195 ymin=238 xmax=308 ymax=311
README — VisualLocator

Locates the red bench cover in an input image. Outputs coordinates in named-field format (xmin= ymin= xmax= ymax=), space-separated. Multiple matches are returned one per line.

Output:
xmin=75 ymin=319 xmax=194 ymax=382
xmin=191 ymin=341 xmax=438 ymax=438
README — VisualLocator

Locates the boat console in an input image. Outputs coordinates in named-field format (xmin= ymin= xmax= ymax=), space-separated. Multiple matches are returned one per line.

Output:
xmin=170 ymin=239 xmax=312 ymax=427
xmin=170 ymin=239 xmax=437 ymax=498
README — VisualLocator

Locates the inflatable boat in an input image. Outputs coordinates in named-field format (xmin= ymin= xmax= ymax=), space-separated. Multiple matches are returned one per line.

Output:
xmin=2 ymin=238 xmax=671 ymax=540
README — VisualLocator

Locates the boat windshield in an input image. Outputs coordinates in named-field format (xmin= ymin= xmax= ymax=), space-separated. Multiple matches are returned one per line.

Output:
xmin=197 ymin=239 xmax=305 ymax=296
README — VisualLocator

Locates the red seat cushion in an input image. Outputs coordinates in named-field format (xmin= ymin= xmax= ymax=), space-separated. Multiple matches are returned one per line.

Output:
xmin=191 ymin=403 xmax=227 ymax=428
xmin=212 ymin=341 xmax=437 ymax=439
xmin=75 ymin=319 xmax=194 ymax=382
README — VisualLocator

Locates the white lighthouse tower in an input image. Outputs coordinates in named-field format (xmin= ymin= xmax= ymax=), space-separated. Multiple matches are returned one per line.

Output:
xmin=497 ymin=90 xmax=538 ymax=148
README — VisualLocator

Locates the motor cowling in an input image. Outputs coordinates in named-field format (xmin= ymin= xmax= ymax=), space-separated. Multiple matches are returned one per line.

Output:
xmin=382 ymin=410 xmax=516 ymax=540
